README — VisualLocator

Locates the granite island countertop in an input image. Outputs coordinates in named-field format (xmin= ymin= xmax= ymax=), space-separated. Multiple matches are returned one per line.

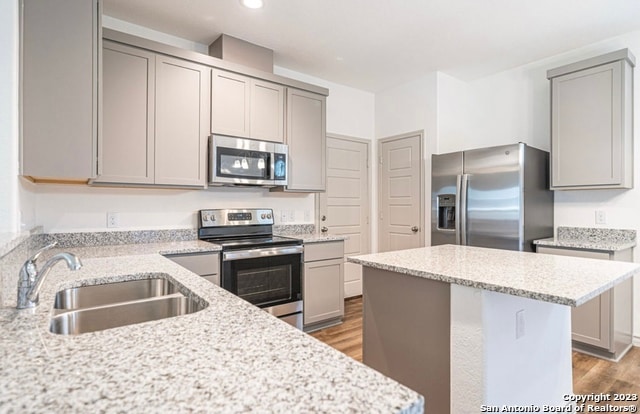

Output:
xmin=348 ymin=244 xmax=640 ymax=307
xmin=0 ymin=246 xmax=422 ymax=413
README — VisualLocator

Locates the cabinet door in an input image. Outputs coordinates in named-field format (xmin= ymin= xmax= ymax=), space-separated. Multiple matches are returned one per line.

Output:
xmin=21 ymin=0 xmax=99 ymax=180
xmin=155 ymin=56 xmax=210 ymax=186
xmin=211 ymin=70 xmax=250 ymax=137
xmin=286 ymin=88 xmax=327 ymax=191
xmin=551 ymin=61 xmax=627 ymax=189
xmin=165 ymin=253 xmax=220 ymax=285
xmin=303 ymin=258 xmax=344 ymax=325
xmin=250 ymin=80 xmax=285 ymax=142
xmin=97 ymin=42 xmax=155 ymax=184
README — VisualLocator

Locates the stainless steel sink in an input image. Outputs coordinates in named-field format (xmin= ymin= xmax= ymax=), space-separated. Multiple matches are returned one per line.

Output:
xmin=54 ymin=277 xmax=178 ymax=310
xmin=49 ymin=277 xmax=206 ymax=335
xmin=49 ymin=295 xmax=204 ymax=335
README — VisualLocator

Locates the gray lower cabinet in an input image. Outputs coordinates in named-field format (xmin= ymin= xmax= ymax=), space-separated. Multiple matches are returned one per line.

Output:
xmin=21 ymin=0 xmax=100 ymax=181
xmin=536 ymin=245 xmax=633 ymax=360
xmin=303 ymin=241 xmax=344 ymax=331
xmin=547 ymin=49 xmax=635 ymax=190
xmin=164 ymin=252 xmax=220 ymax=285
xmin=95 ymin=41 xmax=210 ymax=187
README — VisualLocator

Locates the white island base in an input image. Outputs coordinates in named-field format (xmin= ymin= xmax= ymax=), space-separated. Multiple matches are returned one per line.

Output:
xmin=364 ymin=267 xmax=573 ymax=413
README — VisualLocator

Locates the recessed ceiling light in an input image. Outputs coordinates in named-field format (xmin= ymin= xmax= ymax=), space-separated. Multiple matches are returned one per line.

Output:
xmin=241 ymin=0 xmax=264 ymax=9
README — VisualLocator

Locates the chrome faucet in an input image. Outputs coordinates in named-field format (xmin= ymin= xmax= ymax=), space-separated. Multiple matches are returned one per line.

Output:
xmin=17 ymin=241 xmax=82 ymax=309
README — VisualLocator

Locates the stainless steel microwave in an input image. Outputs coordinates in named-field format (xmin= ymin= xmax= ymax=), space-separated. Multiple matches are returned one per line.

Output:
xmin=209 ymin=135 xmax=288 ymax=187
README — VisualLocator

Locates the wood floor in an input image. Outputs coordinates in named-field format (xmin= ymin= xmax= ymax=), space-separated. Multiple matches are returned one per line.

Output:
xmin=312 ymin=296 xmax=640 ymax=408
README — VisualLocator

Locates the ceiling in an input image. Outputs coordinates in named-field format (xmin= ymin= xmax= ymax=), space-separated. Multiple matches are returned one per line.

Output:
xmin=103 ymin=0 xmax=640 ymax=92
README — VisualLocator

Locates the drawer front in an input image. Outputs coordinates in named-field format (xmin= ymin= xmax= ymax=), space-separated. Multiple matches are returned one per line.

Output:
xmin=304 ymin=241 xmax=344 ymax=262
xmin=166 ymin=253 xmax=220 ymax=276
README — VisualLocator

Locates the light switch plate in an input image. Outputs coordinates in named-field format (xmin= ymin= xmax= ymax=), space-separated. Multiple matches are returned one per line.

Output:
xmin=595 ymin=210 xmax=606 ymax=225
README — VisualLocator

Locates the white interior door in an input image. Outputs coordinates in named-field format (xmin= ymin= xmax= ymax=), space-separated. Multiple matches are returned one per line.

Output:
xmin=319 ymin=135 xmax=370 ymax=298
xmin=378 ymin=133 xmax=424 ymax=252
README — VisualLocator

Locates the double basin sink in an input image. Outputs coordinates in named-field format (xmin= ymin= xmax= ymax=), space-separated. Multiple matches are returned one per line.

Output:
xmin=49 ymin=275 xmax=207 ymax=335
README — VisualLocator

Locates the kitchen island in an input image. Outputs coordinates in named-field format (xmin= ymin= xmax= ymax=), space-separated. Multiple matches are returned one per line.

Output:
xmin=348 ymin=244 xmax=640 ymax=414
xmin=0 ymin=240 xmax=422 ymax=413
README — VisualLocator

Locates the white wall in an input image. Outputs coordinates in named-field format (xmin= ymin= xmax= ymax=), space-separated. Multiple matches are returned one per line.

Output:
xmin=30 ymin=17 xmax=375 ymax=233
xmin=436 ymin=72 xmax=470 ymax=154
xmin=34 ymin=185 xmax=313 ymax=232
xmin=0 ymin=0 xmax=19 ymax=233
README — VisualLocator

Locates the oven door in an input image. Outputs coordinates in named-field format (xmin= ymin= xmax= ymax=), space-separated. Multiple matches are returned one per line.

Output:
xmin=222 ymin=245 xmax=302 ymax=309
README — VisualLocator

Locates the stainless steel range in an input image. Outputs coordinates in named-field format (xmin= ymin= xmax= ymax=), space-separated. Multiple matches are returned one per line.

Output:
xmin=198 ymin=208 xmax=303 ymax=329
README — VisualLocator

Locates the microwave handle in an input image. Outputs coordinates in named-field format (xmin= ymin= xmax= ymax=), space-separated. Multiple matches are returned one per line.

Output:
xmin=270 ymin=153 xmax=275 ymax=180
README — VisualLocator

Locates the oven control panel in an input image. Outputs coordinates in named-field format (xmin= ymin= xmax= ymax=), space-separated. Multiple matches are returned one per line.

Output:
xmin=199 ymin=209 xmax=274 ymax=227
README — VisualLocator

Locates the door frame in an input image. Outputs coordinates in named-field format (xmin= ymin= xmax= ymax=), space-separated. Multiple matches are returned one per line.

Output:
xmin=377 ymin=131 xmax=425 ymax=251
xmin=315 ymin=133 xmax=372 ymax=254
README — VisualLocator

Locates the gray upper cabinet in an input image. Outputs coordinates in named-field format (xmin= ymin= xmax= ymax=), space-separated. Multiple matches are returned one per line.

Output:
xmin=96 ymin=41 xmax=210 ymax=187
xmin=98 ymin=42 xmax=155 ymax=184
xmin=21 ymin=0 xmax=100 ymax=181
xmin=250 ymin=79 xmax=285 ymax=142
xmin=211 ymin=69 xmax=285 ymax=143
xmin=155 ymin=56 xmax=210 ymax=186
xmin=211 ymin=70 xmax=250 ymax=137
xmin=282 ymin=88 xmax=327 ymax=192
xmin=548 ymin=49 xmax=635 ymax=190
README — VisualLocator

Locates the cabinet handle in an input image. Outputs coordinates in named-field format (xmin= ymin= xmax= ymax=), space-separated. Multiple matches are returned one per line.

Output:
xmin=321 ymin=215 xmax=327 ymax=221
xmin=321 ymin=226 xmax=328 ymax=233
xmin=411 ymin=226 xmax=419 ymax=233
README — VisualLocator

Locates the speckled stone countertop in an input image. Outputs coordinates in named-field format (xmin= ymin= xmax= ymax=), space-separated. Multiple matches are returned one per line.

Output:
xmin=0 ymin=251 xmax=422 ymax=412
xmin=533 ymin=227 xmax=637 ymax=252
xmin=58 ymin=239 xmax=221 ymax=258
xmin=277 ymin=231 xmax=349 ymax=243
xmin=273 ymin=224 xmax=349 ymax=243
xmin=348 ymin=245 xmax=640 ymax=307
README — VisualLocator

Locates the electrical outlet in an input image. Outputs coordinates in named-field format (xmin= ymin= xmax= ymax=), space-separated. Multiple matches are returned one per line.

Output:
xmin=516 ymin=309 xmax=525 ymax=339
xmin=304 ymin=210 xmax=311 ymax=222
xmin=287 ymin=210 xmax=296 ymax=222
xmin=595 ymin=210 xmax=607 ymax=225
xmin=107 ymin=212 xmax=120 ymax=228
xmin=280 ymin=210 xmax=288 ymax=223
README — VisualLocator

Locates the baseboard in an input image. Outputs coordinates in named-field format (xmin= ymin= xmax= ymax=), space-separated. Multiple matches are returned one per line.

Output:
xmin=633 ymin=335 xmax=640 ymax=347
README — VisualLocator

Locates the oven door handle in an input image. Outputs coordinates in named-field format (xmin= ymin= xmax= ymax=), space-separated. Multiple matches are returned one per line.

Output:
xmin=223 ymin=245 xmax=303 ymax=261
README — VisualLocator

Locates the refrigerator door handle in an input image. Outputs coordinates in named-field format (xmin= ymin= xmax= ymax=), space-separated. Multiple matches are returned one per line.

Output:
xmin=455 ymin=175 xmax=462 ymax=245
xmin=459 ymin=174 xmax=469 ymax=245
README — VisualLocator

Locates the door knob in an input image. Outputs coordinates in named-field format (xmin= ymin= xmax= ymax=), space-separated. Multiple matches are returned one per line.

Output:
xmin=411 ymin=226 xmax=419 ymax=233
xmin=321 ymin=226 xmax=328 ymax=233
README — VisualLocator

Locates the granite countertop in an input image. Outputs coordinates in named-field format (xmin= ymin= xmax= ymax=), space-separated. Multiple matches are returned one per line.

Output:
xmin=0 ymin=247 xmax=422 ymax=413
xmin=58 ymin=239 xmax=221 ymax=258
xmin=348 ymin=244 xmax=640 ymax=307
xmin=276 ymin=231 xmax=349 ymax=244
xmin=533 ymin=227 xmax=637 ymax=252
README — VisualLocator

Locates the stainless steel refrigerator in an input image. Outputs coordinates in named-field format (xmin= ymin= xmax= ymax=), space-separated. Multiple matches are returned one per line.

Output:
xmin=431 ymin=142 xmax=553 ymax=252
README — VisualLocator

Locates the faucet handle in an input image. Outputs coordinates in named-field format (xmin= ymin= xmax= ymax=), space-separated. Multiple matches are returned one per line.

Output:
xmin=27 ymin=241 xmax=58 ymax=264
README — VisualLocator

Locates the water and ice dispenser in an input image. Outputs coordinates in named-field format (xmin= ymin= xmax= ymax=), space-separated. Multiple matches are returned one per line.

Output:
xmin=436 ymin=194 xmax=456 ymax=231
